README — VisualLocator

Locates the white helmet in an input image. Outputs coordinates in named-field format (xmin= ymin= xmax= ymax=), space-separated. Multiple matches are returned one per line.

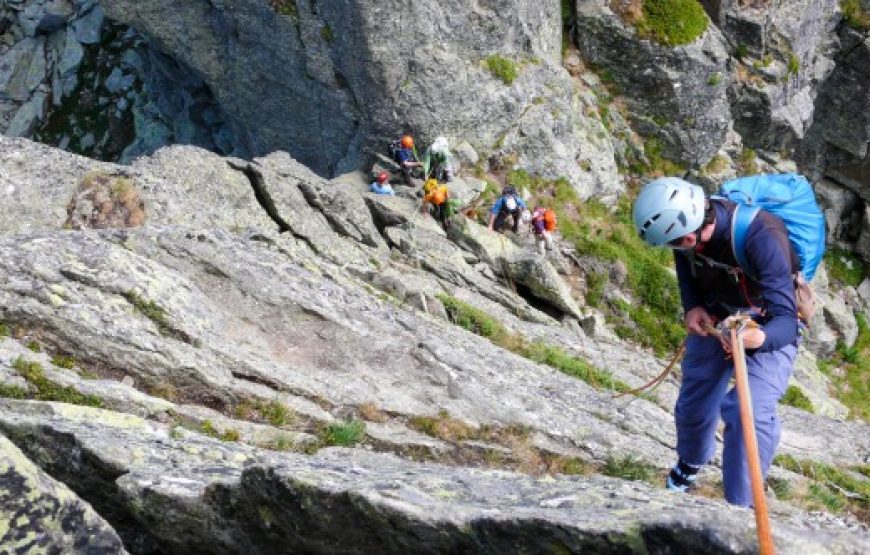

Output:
xmin=632 ymin=177 xmax=705 ymax=246
xmin=430 ymin=136 xmax=449 ymax=155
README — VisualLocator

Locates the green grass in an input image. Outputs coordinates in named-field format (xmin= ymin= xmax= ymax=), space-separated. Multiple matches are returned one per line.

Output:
xmin=643 ymin=137 xmax=687 ymax=176
xmin=636 ymin=0 xmax=709 ymax=46
xmin=825 ymin=247 xmax=866 ymax=286
xmin=736 ymin=147 xmax=758 ymax=176
xmin=437 ymin=294 xmax=632 ymax=393
xmin=321 ymin=420 xmax=365 ymax=446
xmin=787 ymin=53 xmax=800 ymax=76
xmin=485 ymin=54 xmax=519 ymax=85
xmin=735 ymin=43 xmax=749 ymax=60
xmin=0 ymin=322 xmax=9 ymax=336
xmin=821 ymin=314 xmax=870 ymax=421
xmin=780 ymin=385 xmax=814 ymax=413
xmin=767 ymin=476 xmax=793 ymax=500
xmin=0 ymin=383 xmax=28 ymax=399
xmin=200 ymin=420 xmax=240 ymax=442
xmin=775 ymin=454 xmax=868 ymax=519
xmin=505 ymin=170 xmax=685 ymax=356
xmin=11 ymin=357 xmax=103 ymax=407
xmin=841 ymin=0 xmax=870 ymax=30
xmin=601 ymin=455 xmax=657 ymax=483
xmin=26 ymin=341 xmax=41 ymax=352
xmin=51 ymin=355 xmax=76 ymax=370
xmin=707 ymin=72 xmax=722 ymax=86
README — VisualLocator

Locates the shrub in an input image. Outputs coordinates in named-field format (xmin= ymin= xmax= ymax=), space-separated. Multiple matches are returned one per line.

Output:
xmin=735 ymin=43 xmax=749 ymax=60
xmin=780 ymin=385 xmax=814 ymax=413
xmin=321 ymin=420 xmax=365 ymax=446
xmin=485 ymin=54 xmax=519 ymax=85
xmin=636 ymin=0 xmax=709 ymax=46
xmin=707 ymin=72 xmax=722 ymax=86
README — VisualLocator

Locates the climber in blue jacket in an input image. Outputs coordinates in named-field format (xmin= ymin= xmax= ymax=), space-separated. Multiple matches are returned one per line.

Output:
xmin=632 ymin=177 xmax=800 ymax=507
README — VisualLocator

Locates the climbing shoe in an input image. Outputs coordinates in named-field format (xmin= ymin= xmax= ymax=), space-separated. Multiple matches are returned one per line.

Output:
xmin=666 ymin=459 xmax=701 ymax=493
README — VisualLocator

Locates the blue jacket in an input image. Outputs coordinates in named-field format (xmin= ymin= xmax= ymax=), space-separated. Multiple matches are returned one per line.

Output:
xmin=490 ymin=195 xmax=527 ymax=215
xmin=674 ymin=199 xmax=799 ymax=352
xmin=370 ymin=182 xmax=395 ymax=195
xmin=397 ymin=148 xmax=416 ymax=165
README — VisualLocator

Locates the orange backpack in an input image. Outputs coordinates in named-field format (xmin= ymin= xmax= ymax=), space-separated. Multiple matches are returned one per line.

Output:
xmin=543 ymin=208 xmax=557 ymax=231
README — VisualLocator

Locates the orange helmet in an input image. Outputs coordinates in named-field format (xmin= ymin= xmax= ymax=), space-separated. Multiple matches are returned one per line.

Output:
xmin=401 ymin=135 xmax=414 ymax=149
xmin=377 ymin=172 xmax=389 ymax=183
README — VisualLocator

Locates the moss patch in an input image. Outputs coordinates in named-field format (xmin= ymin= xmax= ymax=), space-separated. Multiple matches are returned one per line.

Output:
xmin=485 ymin=54 xmax=519 ymax=85
xmin=269 ymin=0 xmax=298 ymax=18
xmin=825 ymin=247 xmax=866 ymax=287
xmin=10 ymin=357 xmax=103 ymax=408
xmin=636 ymin=0 xmax=709 ymax=47
xmin=780 ymin=385 xmax=814 ymax=413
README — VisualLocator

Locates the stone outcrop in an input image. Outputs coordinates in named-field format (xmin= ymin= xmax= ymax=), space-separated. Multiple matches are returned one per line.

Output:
xmin=0 ymin=432 xmax=126 ymax=552
xmin=0 ymin=399 xmax=866 ymax=554
xmin=714 ymin=0 xmax=840 ymax=153
xmin=85 ymin=0 xmax=622 ymax=198
xmin=575 ymin=1 xmax=731 ymax=167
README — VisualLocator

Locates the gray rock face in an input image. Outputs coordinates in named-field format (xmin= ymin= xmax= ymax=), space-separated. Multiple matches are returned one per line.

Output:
xmin=0 ymin=433 xmax=127 ymax=553
xmin=96 ymin=0 xmax=622 ymax=196
xmin=0 ymin=399 xmax=866 ymax=555
xmin=721 ymin=0 xmax=840 ymax=152
xmin=575 ymin=1 xmax=731 ymax=166
xmin=1 ymin=137 xmax=869 ymax=550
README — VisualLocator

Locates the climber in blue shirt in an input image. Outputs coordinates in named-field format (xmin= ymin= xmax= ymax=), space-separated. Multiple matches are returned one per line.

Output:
xmin=633 ymin=177 xmax=800 ymax=507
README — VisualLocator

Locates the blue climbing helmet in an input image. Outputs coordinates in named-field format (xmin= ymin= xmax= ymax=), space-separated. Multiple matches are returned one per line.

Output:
xmin=633 ymin=177 xmax=706 ymax=247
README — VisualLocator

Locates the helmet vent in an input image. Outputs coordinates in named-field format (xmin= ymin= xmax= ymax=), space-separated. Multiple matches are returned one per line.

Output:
xmin=669 ymin=190 xmax=679 ymax=201
xmin=677 ymin=211 xmax=687 ymax=226
xmin=665 ymin=223 xmax=675 ymax=234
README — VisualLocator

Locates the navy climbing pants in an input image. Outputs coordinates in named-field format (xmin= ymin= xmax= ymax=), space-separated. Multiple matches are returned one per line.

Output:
xmin=675 ymin=334 xmax=796 ymax=506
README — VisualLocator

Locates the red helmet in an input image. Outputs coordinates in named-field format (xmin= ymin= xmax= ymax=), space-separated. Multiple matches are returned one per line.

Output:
xmin=377 ymin=172 xmax=389 ymax=183
xmin=401 ymin=135 xmax=414 ymax=149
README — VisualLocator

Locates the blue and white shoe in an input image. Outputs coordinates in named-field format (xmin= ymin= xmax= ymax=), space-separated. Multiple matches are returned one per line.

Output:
xmin=666 ymin=460 xmax=701 ymax=493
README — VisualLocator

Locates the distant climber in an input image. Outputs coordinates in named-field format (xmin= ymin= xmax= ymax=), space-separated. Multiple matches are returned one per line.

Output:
xmin=422 ymin=136 xmax=459 ymax=182
xmin=488 ymin=186 xmax=527 ymax=233
xmin=531 ymin=206 xmax=557 ymax=255
xmin=632 ymin=176 xmax=801 ymax=508
xmin=422 ymin=178 xmax=451 ymax=229
xmin=390 ymin=135 xmax=423 ymax=186
xmin=370 ymin=172 xmax=395 ymax=195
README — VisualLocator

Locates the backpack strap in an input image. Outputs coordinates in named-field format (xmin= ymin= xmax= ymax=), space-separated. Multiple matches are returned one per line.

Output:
xmin=731 ymin=204 xmax=761 ymax=280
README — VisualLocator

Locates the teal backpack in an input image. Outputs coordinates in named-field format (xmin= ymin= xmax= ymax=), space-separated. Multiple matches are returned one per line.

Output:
xmin=716 ymin=173 xmax=826 ymax=282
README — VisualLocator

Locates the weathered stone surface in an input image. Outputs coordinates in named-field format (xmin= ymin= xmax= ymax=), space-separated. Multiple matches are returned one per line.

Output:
xmin=575 ymin=1 xmax=731 ymax=166
xmin=0 ymin=433 xmax=126 ymax=553
xmin=97 ymin=0 xmax=622 ymax=196
xmin=791 ymin=347 xmax=849 ymax=420
xmin=0 ymin=399 xmax=866 ymax=554
xmin=720 ymin=0 xmax=840 ymax=152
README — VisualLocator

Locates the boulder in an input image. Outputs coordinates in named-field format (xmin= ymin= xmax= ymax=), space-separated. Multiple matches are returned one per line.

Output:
xmin=0 ymin=399 xmax=866 ymax=554
xmin=0 ymin=433 xmax=126 ymax=552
